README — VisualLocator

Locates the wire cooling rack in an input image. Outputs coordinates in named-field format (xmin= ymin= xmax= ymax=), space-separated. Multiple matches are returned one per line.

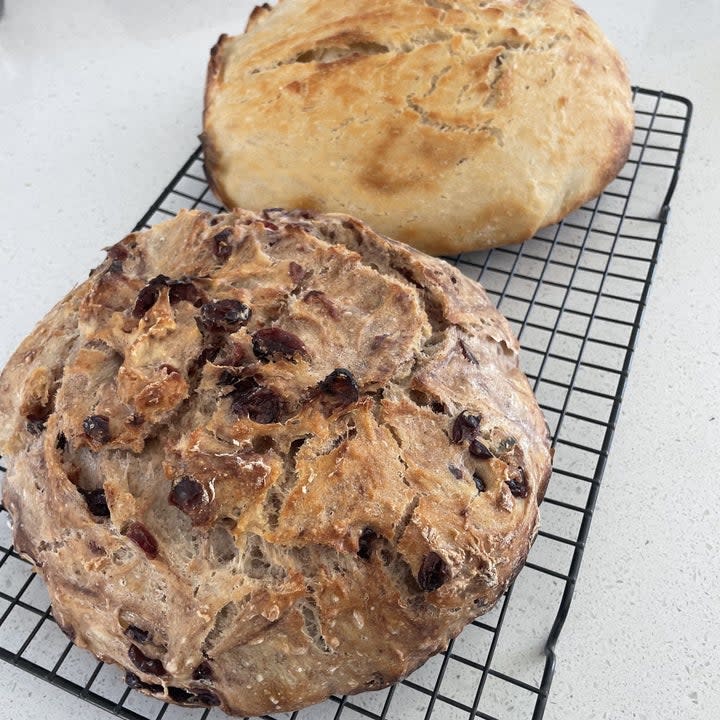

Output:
xmin=0 ymin=87 xmax=692 ymax=720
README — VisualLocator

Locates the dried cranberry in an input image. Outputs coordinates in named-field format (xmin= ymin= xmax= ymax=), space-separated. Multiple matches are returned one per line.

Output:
xmin=262 ymin=219 xmax=279 ymax=231
xmin=125 ymin=672 xmax=163 ymax=694
xmin=195 ymin=345 xmax=221 ymax=367
xmin=198 ymin=299 xmax=251 ymax=333
xmin=107 ymin=244 xmax=129 ymax=262
xmin=124 ymin=625 xmax=151 ymax=644
xmin=469 ymin=439 xmax=493 ymax=459
xmin=232 ymin=387 xmax=282 ymax=424
xmin=83 ymin=415 xmax=111 ymax=444
xmin=451 ymin=412 xmax=480 ymax=444
xmin=168 ymin=687 xmax=196 ymax=704
xmin=124 ymin=521 xmax=159 ymax=559
xmin=252 ymin=327 xmax=307 ymax=362
xmin=194 ymin=691 xmax=221 ymax=707
xmin=473 ymin=472 xmax=487 ymax=493
xmin=217 ymin=369 xmax=241 ymax=387
xmin=169 ymin=476 xmax=206 ymax=514
xmin=168 ymin=279 xmax=203 ymax=307
xmin=168 ymin=686 xmax=221 ymax=706
xmin=82 ymin=488 xmax=111 ymax=518
xmin=289 ymin=261 xmax=305 ymax=283
xmin=226 ymin=375 xmax=261 ymax=396
xmin=132 ymin=275 xmax=169 ymax=318
xmin=506 ymin=469 xmax=529 ymax=499
xmin=128 ymin=644 xmax=167 ymax=676
xmin=192 ymin=660 xmax=214 ymax=682
xmin=458 ymin=339 xmax=479 ymax=365
xmin=211 ymin=228 xmax=233 ymax=261
xmin=303 ymin=290 xmax=339 ymax=319
xmin=357 ymin=528 xmax=378 ymax=560
xmin=124 ymin=671 xmax=144 ymax=689
xmin=448 ymin=465 xmax=463 ymax=480
xmin=318 ymin=369 xmax=359 ymax=405
xmin=417 ymin=552 xmax=450 ymax=592
xmin=133 ymin=283 xmax=159 ymax=317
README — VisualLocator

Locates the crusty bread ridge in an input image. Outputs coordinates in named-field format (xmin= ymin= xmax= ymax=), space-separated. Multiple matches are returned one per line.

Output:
xmin=202 ymin=0 xmax=634 ymax=255
xmin=0 ymin=209 xmax=552 ymax=715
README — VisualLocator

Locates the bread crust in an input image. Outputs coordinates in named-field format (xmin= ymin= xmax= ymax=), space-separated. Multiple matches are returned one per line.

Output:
xmin=202 ymin=0 xmax=634 ymax=255
xmin=0 ymin=209 xmax=552 ymax=715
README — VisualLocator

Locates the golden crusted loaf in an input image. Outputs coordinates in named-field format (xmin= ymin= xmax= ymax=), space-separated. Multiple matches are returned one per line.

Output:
xmin=0 ymin=209 xmax=552 ymax=715
xmin=202 ymin=0 xmax=634 ymax=255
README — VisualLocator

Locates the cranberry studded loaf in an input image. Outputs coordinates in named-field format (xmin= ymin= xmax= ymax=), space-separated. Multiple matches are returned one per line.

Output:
xmin=0 ymin=210 xmax=552 ymax=715
xmin=202 ymin=0 xmax=634 ymax=255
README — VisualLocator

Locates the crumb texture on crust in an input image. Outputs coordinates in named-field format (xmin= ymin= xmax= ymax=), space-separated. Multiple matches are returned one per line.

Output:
xmin=0 ymin=209 xmax=552 ymax=716
xmin=202 ymin=0 xmax=634 ymax=255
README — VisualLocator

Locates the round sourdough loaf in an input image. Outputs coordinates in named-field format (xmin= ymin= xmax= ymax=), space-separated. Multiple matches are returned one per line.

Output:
xmin=202 ymin=0 xmax=634 ymax=255
xmin=0 ymin=209 xmax=552 ymax=715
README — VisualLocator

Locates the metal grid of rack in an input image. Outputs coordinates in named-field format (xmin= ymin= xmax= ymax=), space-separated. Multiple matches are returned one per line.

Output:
xmin=0 ymin=87 xmax=692 ymax=720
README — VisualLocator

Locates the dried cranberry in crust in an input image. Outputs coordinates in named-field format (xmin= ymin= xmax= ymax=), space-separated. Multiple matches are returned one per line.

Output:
xmin=168 ymin=687 xmax=196 ymax=704
xmin=217 ymin=369 xmax=242 ymax=387
xmin=83 ymin=415 xmax=111 ymax=444
xmin=448 ymin=465 xmax=463 ymax=480
xmin=55 ymin=432 xmax=67 ymax=450
xmin=124 ymin=625 xmax=151 ymax=644
xmin=82 ymin=488 xmax=111 ymax=518
xmin=506 ymin=469 xmax=529 ymax=499
xmin=357 ymin=528 xmax=378 ymax=560
xmin=128 ymin=644 xmax=167 ymax=676
xmin=125 ymin=671 xmax=162 ymax=693
xmin=318 ymin=369 xmax=359 ymax=405
xmin=469 ymin=439 xmax=493 ymax=459
xmin=225 ymin=374 xmax=260 ymax=396
xmin=192 ymin=660 xmax=214 ymax=682
xmin=199 ymin=299 xmax=251 ymax=333
xmin=232 ymin=387 xmax=282 ymax=424
xmin=167 ymin=686 xmax=221 ymax=706
xmin=133 ymin=283 xmax=159 ymax=317
xmin=289 ymin=261 xmax=305 ymax=283
xmin=252 ymin=327 xmax=307 ymax=362
xmin=168 ymin=279 xmax=203 ymax=307
xmin=169 ymin=476 xmax=206 ymax=514
xmin=132 ymin=275 xmax=169 ymax=317
xmin=473 ymin=472 xmax=487 ymax=493
xmin=451 ymin=412 xmax=480 ymax=444
xmin=107 ymin=243 xmax=129 ymax=262
xmin=124 ymin=521 xmax=159 ymax=559
xmin=194 ymin=690 xmax=221 ymax=707
xmin=211 ymin=228 xmax=233 ymax=261
xmin=417 ymin=552 xmax=450 ymax=592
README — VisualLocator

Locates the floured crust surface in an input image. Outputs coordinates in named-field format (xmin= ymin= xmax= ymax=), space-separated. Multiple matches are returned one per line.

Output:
xmin=202 ymin=0 xmax=634 ymax=255
xmin=0 ymin=209 xmax=552 ymax=715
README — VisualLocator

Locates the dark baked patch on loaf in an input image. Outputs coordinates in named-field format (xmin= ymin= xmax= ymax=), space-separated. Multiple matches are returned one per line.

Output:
xmin=0 ymin=208 xmax=552 ymax=717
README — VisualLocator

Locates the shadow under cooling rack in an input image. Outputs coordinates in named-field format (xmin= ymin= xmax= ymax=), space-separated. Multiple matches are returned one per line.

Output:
xmin=0 ymin=87 xmax=692 ymax=720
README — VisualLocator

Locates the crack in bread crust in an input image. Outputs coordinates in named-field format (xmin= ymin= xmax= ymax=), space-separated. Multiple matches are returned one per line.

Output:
xmin=0 ymin=209 xmax=552 ymax=716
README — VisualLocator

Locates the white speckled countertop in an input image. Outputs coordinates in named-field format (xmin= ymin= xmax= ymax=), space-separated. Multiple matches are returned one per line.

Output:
xmin=0 ymin=1 xmax=718 ymax=719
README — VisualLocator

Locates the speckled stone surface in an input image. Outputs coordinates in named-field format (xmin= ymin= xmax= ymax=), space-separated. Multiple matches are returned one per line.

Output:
xmin=0 ymin=2 xmax=718 ymax=719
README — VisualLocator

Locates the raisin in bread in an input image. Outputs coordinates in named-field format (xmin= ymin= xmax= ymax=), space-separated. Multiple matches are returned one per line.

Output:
xmin=202 ymin=0 xmax=633 ymax=255
xmin=0 ymin=209 xmax=552 ymax=715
